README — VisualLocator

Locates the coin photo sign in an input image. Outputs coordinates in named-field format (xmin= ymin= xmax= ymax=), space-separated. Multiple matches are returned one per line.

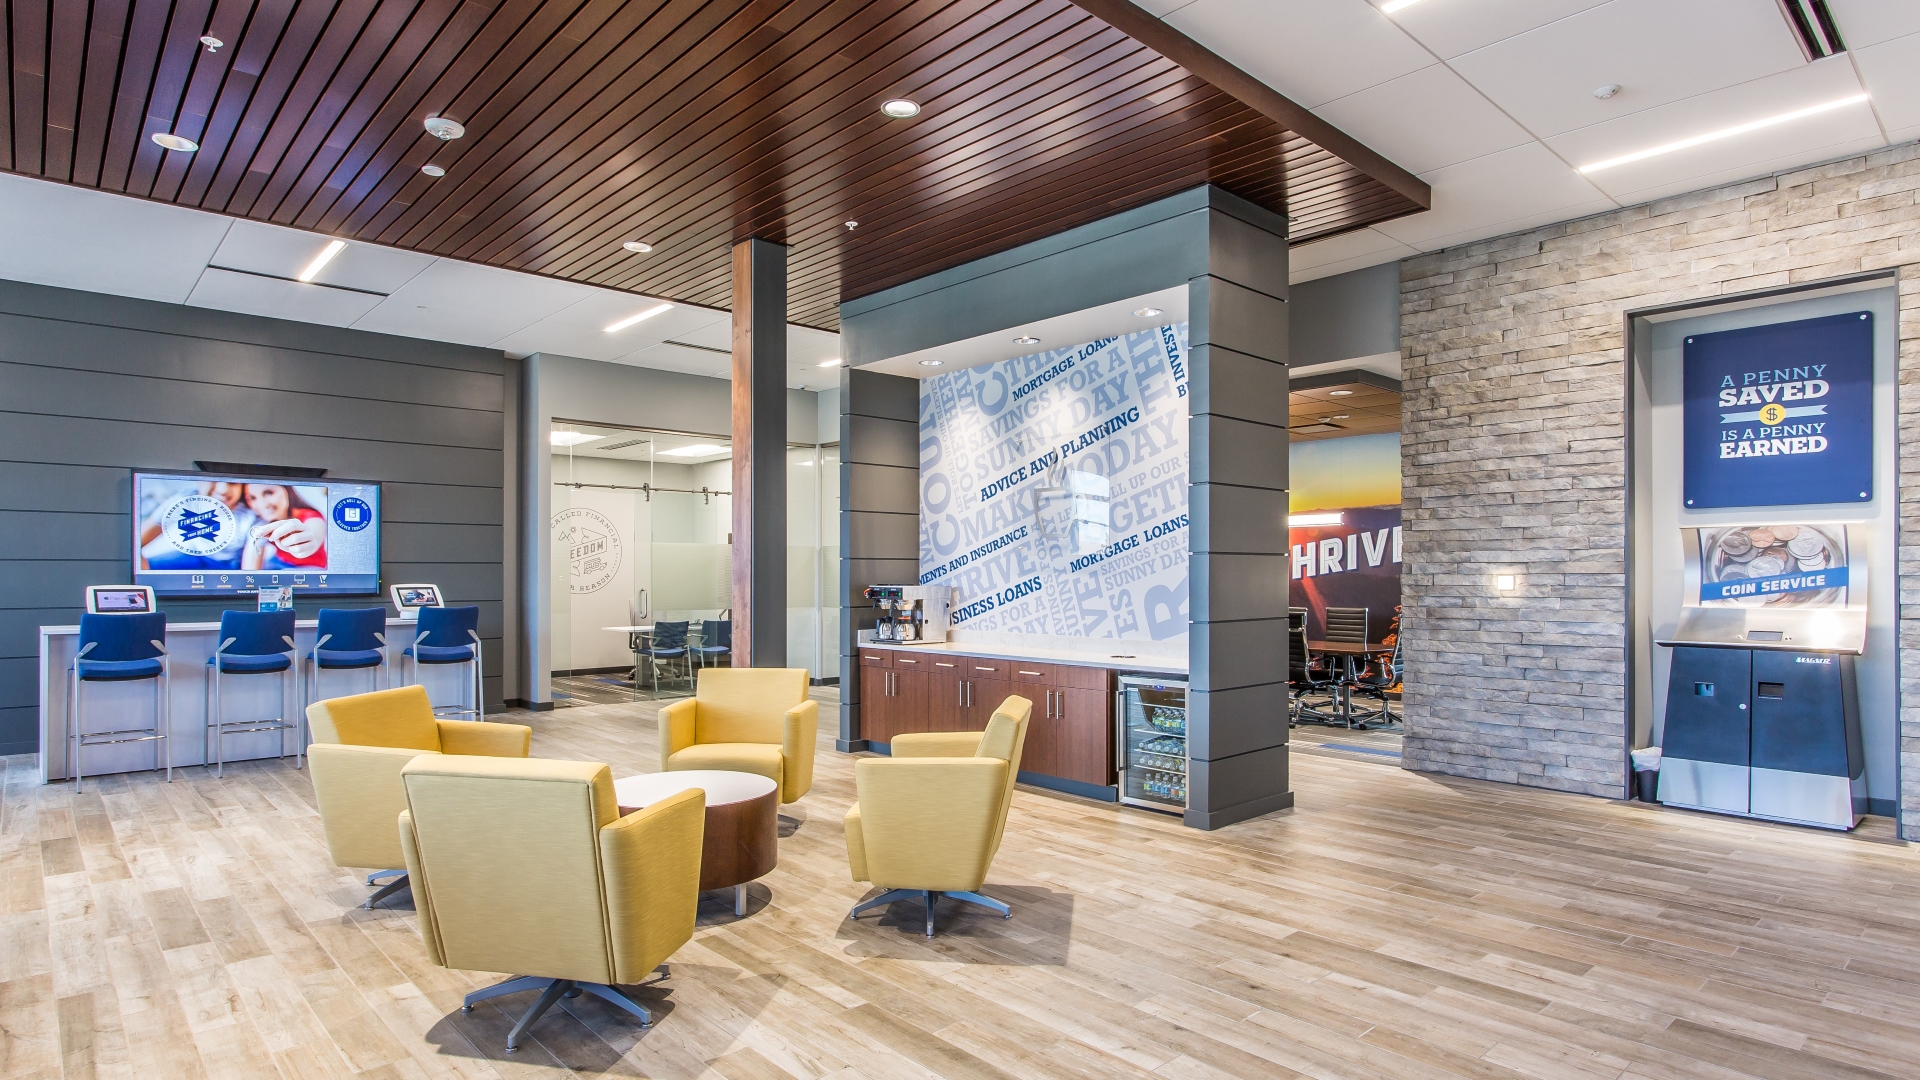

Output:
xmin=1682 ymin=311 xmax=1873 ymax=509
xmin=1695 ymin=522 xmax=1850 ymax=607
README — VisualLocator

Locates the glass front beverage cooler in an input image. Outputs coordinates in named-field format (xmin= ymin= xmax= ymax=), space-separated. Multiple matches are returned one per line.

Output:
xmin=1117 ymin=675 xmax=1188 ymax=811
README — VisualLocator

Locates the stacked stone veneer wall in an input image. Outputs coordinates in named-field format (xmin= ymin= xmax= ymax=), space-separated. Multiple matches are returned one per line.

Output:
xmin=1398 ymin=143 xmax=1920 ymax=838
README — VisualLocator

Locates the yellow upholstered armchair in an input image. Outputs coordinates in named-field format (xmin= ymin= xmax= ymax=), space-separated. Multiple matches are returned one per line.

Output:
xmin=399 ymin=755 xmax=704 ymax=1051
xmin=306 ymin=685 xmax=531 ymax=908
xmin=658 ymin=667 xmax=816 ymax=803
xmin=844 ymin=695 xmax=1031 ymax=937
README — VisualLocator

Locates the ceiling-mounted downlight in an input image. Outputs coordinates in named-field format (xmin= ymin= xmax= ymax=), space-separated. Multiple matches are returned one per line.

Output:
xmin=423 ymin=116 xmax=466 ymax=141
xmin=623 ymin=241 xmax=653 ymax=253
xmin=421 ymin=164 xmax=446 ymax=177
xmin=880 ymin=99 xmax=921 ymax=118
xmin=151 ymin=132 xmax=198 ymax=152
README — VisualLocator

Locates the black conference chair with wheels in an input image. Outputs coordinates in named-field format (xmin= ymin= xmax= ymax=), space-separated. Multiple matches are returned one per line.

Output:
xmin=1319 ymin=607 xmax=1369 ymax=727
xmin=1348 ymin=637 xmax=1402 ymax=729
xmin=204 ymin=609 xmax=299 ymax=778
xmin=1290 ymin=620 xmax=1341 ymax=725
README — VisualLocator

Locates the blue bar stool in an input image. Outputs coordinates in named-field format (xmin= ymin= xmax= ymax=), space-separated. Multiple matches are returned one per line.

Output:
xmin=204 ymin=610 xmax=299 ymax=778
xmin=693 ymin=618 xmax=732 ymax=669
xmin=402 ymin=605 xmax=484 ymax=719
xmin=305 ymin=608 xmax=389 ymax=712
xmin=69 ymin=611 xmax=171 ymax=793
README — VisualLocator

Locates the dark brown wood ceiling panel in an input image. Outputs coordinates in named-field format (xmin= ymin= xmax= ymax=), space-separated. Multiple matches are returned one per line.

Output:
xmin=4 ymin=0 xmax=1428 ymax=330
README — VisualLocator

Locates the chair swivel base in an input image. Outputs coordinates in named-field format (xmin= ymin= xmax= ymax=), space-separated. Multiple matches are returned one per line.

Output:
xmin=364 ymin=869 xmax=409 ymax=909
xmin=462 ymin=968 xmax=668 ymax=1050
xmin=849 ymin=888 xmax=1011 ymax=938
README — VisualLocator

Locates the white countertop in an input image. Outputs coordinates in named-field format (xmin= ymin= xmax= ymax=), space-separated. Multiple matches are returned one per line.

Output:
xmin=41 ymin=616 xmax=409 ymax=635
xmin=859 ymin=638 xmax=1186 ymax=675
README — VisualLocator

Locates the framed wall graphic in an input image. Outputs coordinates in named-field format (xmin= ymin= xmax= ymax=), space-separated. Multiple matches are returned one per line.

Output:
xmin=1682 ymin=310 xmax=1873 ymax=509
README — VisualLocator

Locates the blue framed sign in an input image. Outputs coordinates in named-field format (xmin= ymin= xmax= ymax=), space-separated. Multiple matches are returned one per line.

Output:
xmin=1683 ymin=311 xmax=1873 ymax=509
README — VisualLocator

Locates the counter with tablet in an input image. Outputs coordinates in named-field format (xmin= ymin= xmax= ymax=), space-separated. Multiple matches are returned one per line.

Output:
xmin=38 ymin=594 xmax=480 ymax=783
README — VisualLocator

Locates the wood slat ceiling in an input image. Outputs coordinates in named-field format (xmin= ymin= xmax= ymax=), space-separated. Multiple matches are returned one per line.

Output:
xmin=0 ymin=0 xmax=1429 ymax=330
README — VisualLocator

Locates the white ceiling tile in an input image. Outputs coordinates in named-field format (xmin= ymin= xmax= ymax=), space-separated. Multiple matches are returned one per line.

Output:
xmin=1372 ymin=142 xmax=1613 ymax=247
xmin=1381 ymin=0 xmax=1612 ymax=61
xmin=611 ymin=342 xmax=735 ymax=380
xmin=1314 ymin=63 xmax=1532 ymax=174
xmin=1127 ymin=0 xmax=1198 ymax=16
xmin=1289 ymin=227 xmax=1420 ymax=274
xmin=352 ymin=260 xmax=589 ymax=346
xmin=186 ymin=267 xmax=384 ymax=326
xmin=1852 ymin=31 xmax=1920 ymax=136
xmin=0 ymin=173 xmax=231 ymax=303
xmin=1548 ymin=58 xmax=1877 ymax=197
xmin=1163 ymin=0 xmax=1432 ymax=109
xmin=669 ymin=320 xmax=735 ymax=351
xmin=209 ymin=220 xmax=435 ymax=295
xmin=787 ymin=325 xmax=842 ymax=365
xmin=1449 ymin=0 xmax=1808 ymax=139
xmin=1606 ymin=133 xmax=1888 ymax=207
xmin=1825 ymin=0 xmax=1920 ymax=48
xmin=493 ymin=296 xmax=727 ymax=359
xmin=1291 ymin=247 xmax=1414 ymax=284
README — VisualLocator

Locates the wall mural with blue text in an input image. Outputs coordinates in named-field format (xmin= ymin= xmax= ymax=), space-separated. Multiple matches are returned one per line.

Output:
xmin=919 ymin=324 xmax=1190 ymax=640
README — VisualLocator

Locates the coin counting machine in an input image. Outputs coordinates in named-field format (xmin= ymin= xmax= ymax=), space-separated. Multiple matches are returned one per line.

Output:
xmin=1656 ymin=525 xmax=1865 ymax=830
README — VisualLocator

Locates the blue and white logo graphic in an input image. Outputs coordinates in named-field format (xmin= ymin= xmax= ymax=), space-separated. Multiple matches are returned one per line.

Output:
xmin=332 ymin=496 xmax=373 ymax=532
xmin=160 ymin=494 xmax=237 ymax=556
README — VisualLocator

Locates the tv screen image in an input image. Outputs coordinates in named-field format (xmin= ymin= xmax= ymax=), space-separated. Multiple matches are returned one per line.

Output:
xmin=133 ymin=471 xmax=381 ymax=596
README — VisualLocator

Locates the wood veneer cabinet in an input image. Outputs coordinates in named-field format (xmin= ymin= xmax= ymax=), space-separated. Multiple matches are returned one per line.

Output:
xmin=857 ymin=646 xmax=1117 ymax=789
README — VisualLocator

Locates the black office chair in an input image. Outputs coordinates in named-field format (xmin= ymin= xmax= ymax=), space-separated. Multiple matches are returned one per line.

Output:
xmin=1347 ymin=637 xmax=1401 ymax=729
xmin=1322 ymin=607 xmax=1367 ymax=644
xmin=1289 ymin=621 xmax=1341 ymax=725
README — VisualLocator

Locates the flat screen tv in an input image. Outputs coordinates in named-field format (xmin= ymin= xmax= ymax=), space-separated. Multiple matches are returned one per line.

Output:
xmin=133 ymin=470 xmax=382 ymax=597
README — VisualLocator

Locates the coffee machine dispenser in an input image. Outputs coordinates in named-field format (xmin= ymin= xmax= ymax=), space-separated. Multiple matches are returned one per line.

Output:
xmin=863 ymin=585 xmax=954 ymax=644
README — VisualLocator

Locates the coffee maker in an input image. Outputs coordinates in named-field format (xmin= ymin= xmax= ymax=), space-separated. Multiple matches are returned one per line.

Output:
xmin=863 ymin=584 xmax=954 ymax=644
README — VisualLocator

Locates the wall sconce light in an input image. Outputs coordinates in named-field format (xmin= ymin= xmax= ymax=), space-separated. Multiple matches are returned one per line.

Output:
xmin=1495 ymin=575 xmax=1517 ymax=593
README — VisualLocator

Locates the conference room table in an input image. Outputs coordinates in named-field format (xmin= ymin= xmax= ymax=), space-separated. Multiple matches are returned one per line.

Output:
xmin=1307 ymin=639 xmax=1396 ymax=728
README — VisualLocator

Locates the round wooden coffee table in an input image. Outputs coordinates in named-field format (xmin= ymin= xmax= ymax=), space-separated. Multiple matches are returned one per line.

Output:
xmin=613 ymin=770 xmax=778 ymax=917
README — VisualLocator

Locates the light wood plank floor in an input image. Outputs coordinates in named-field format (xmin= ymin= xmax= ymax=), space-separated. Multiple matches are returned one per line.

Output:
xmin=6 ymin=687 xmax=1919 ymax=1080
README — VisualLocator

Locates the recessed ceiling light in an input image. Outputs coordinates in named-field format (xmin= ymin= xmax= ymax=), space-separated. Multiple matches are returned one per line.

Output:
xmin=1328 ymin=389 xmax=1354 ymax=396
xmin=1133 ymin=307 xmax=1163 ymax=318
xmin=151 ymin=132 xmax=198 ymax=152
xmin=550 ymin=431 xmax=602 ymax=447
xmin=880 ymin=99 xmax=920 ymax=118
xmin=844 ymin=221 xmax=858 ymax=230
xmin=659 ymin=443 xmax=726 ymax=458
xmin=297 ymin=239 xmax=346 ymax=282
xmin=819 ymin=358 xmax=843 ymax=367
xmin=1379 ymin=0 xmax=1429 ymax=13
xmin=919 ymin=359 xmax=944 ymax=367
xmin=1012 ymin=335 xmax=1040 ymax=345
xmin=1579 ymin=93 xmax=1870 ymax=173
xmin=623 ymin=241 xmax=652 ymax=253
xmin=199 ymin=35 xmax=223 ymax=52
xmin=420 ymin=164 xmax=445 ymax=177
xmin=423 ymin=116 xmax=465 ymax=141
xmin=1330 ymin=414 xmax=1350 ymax=420
xmin=1593 ymin=84 xmax=1621 ymax=99
xmin=604 ymin=303 xmax=673 ymax=332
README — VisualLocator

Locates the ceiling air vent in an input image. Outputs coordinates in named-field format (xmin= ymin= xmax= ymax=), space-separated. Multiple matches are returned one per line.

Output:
xmin=1776 ymin=0 xmax=1846 ymax=60
xmin=595 ymin=439 xmax=653 ymax=452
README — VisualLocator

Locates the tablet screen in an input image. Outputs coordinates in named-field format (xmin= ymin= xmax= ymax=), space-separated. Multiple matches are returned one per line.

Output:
xmin=92 ymin=589 xmax=151 ymax=613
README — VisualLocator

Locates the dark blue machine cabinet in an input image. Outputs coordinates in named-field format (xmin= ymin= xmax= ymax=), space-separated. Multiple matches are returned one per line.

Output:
xmin=1658 ymin=645 xmax=1864 ymax=829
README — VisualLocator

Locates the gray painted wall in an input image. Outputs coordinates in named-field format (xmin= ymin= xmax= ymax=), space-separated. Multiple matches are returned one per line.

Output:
xmin=1288 ymin=262 xmax=1400 ymax=370
xmin=0 ymin=279 xmax=513 ymax=754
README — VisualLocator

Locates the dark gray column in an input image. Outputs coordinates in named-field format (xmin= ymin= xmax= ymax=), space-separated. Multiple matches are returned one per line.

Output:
xmin=836 ymin=368 xmax=920 ymax=750
xmin=1186 ymin=203 xmax=1294 ymax=830
xmin=730 ymin=237 xmax=787 ymax=667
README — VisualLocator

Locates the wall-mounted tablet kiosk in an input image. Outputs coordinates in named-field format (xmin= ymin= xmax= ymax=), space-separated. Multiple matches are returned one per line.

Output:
xmin=86 ymin=585 xmax=156 ymax=614
xmin=391 ymin=583 xmax=443 ymax=621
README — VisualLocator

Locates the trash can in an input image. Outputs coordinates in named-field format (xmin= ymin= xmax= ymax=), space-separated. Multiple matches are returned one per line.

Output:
xmin=1629 ymin=746 xmax=1661 ymax=803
